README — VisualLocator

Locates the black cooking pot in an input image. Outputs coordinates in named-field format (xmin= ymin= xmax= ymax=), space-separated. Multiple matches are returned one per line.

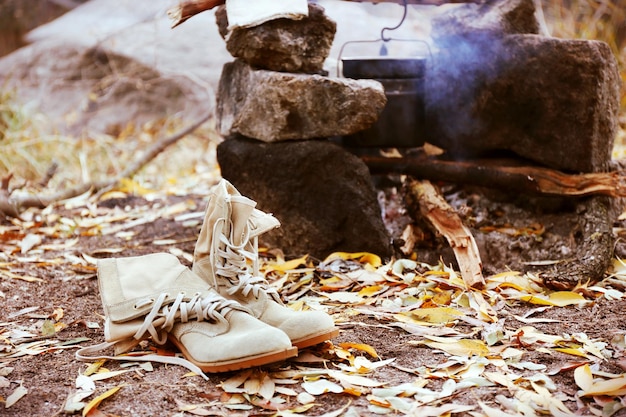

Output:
xmin=341 ymin=56 xmax=427 ymax=148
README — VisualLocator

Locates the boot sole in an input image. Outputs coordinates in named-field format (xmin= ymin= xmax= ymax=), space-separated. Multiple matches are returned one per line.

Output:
xmin=292 ymin=327 xmax=340 ymax=349
xmin=168 ymin=336 xmax=298 ymax=373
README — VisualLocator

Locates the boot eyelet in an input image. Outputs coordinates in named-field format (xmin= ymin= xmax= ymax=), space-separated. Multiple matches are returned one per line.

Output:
xmin=134 ymin=298 xmax=155 ymax=309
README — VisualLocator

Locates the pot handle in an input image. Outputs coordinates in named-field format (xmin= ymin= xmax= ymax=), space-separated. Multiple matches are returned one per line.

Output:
xmin=337 ymin=38 xmax=432 ymax=77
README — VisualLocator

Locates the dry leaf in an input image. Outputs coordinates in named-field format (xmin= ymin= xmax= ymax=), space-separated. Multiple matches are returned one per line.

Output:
xmin=5 ymin=383 xmax=28 ymax=408
xmin=338 ymin=342 xmax=379 ymax=359
xmin=82 ymin=385 xmax=124 ymax=417
xmin=422 ymin=338 xmax=490 ymax=357
xmin=410 ymin=307 xmax=464 ymax=324
xmin=324 ymin=252 xmax=382 ymax=268
xmin=575 ymin=364 xmax=626 ymax=397
xmin=302 ymin=379 xmax=343 ymax=395
xmin=519 ymin=291 xmax=589 ymax=307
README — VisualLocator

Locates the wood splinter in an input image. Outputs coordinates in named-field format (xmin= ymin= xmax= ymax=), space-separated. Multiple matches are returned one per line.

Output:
xmin=405 ymin=178 xmax=485 ymax=289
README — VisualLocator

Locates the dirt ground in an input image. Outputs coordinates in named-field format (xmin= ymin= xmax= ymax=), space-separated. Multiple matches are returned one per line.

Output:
xmin=2 ymin=178 xmax=626 ymax=417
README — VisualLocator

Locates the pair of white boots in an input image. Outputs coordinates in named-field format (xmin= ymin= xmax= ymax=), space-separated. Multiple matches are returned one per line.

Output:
xmin=77 ymin=180 xmax=337 ymax=376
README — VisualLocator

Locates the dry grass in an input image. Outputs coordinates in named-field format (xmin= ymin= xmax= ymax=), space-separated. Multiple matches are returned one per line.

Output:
xmin=0 ymin=91 xmax=220 ymax=194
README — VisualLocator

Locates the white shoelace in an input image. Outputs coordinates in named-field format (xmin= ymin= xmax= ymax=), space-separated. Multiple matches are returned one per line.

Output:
xmin=210 ymin=218 xmax=282 ymax=303
xmin=134 ymin=290 xmax=241 ymax=344
xmin=76 ymin=291 xmax=242 ymax=380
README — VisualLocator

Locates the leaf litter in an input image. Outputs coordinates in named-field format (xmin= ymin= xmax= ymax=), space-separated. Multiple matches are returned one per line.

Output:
xmin=1 ymin=155 xmax=626 ymax=415
xmin=0 ymin=189 xmax=626 ymax=417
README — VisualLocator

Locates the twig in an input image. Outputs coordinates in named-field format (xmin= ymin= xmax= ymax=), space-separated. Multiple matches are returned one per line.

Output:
xmin=0 ymin=112 xmax=212 ymax=218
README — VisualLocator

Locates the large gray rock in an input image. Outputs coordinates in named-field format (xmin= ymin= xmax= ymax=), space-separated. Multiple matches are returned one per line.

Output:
xmin=215 ymin=3 xmax=336 ymax=74
xmin=425 ymin=34 xmax=620 ymax=173
xmin=430 ymin=0 xmax=540 ymax=42
xmin=217 ymin=137 xmax=393 ymax=259
xmin=217 ymin=59 xmax=386 ymax=141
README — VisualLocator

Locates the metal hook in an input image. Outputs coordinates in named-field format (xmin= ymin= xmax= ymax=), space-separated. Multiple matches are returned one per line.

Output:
xmin=380 ymin=0 xmax=408 ymax=42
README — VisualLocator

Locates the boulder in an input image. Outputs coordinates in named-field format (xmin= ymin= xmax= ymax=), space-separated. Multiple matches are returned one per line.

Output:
xmin=430 ymin=0 xmax=541 ymax=43
xmin=425 ymin=34 xmax=620 ymax=173
xmin=217 ymin=137 xmax=393 ymax=259
xmin=215 ymin=3 xmax=336 ymax=74
xmin=217 ymin=59 xmax=386 ymax=141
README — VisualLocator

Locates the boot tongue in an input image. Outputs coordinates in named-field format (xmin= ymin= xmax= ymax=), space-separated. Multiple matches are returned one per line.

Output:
xmin=230 ymin=196 xmax=256 ymax=246
xmin=249 ymin=209 xmax=280 ymax=239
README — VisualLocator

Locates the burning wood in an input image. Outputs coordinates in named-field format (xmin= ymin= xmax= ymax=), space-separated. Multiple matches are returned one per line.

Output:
xmin=363 ymin=155 xmax=626 ymax=198
xmin=404 ymin=179 xmax=485 ymax=289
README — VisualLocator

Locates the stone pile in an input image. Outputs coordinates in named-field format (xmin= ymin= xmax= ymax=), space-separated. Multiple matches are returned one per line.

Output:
xmin=214 ymin=3 xmax=393 ymax=259
xmin=212 ymin=0 xmax=621 ymax=287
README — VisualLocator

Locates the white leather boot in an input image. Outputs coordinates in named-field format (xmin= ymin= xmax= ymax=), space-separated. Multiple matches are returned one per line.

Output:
xmin=77 ymin=253 xmax=296 ymax=376
xmin=193 ymin=179 xmax=338 ymax=349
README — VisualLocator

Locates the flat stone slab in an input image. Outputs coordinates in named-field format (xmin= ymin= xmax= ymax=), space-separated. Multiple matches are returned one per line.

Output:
xmin=217 ymin=59 xmax=386 ymax=141
xmin=215 ymin=3 xmax=336 ymax=74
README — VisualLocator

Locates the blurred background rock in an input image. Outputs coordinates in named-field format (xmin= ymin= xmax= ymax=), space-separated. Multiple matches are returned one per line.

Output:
xmin=0 ymin=0 xmax=88 ymax=56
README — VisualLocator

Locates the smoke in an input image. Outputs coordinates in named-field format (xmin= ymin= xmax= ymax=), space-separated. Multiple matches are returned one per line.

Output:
xmin=425 ymin=32 xmax=508 ymax=151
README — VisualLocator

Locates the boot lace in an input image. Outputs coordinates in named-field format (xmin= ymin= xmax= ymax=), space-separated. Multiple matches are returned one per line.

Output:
xmin=211 ymin=218 xmax=282 ymax=303
xmin=135 ymin=290 xmax=243 ymax=344
xmin=76 ymin=290 xmax=242 ymax=380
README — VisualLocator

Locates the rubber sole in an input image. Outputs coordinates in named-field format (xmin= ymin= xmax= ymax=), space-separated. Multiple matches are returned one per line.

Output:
xmin=292 ymin=327 xmax=340 ymax=349
xmin=169 ymin=336 xmax=298 ymax=373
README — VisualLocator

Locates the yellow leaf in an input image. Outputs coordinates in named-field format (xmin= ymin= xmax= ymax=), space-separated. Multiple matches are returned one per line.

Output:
xmin=424 ymin=339 xmax=490 ymax=357
xmin=575 ymin=364 xmax=626 ymax=396
xmin=410 ymin=307 xmax=464 ymax=324
xmin=90 ymin=370 xmax=131 ymax=381
xmin=117 ymin=178 xmax=152 ymax=196
xmin=338 ymin=342 xmax=379 ymax=359
xmin=268 ymin=255 xmax=309 ymax=273
xmin=519 ymin=291 xmax=588 ymax=307
xmin=258 ymin=372 xmax=275 ymax=400
xmin=431 ymin=290 xmax=453 ymax=305
xmin=83 ymin=360 xmax=106 ymax=376
xmin=392 ymin=312 xmax=433 ymax=327
xmin=553 ymin=347 xmax=590 ymax=358
xmin=82 ymin=385 xmax=124 ymax=416
xmin=51 ymin=307 xmax=64 ymax=321
xmin=324 ymin=252 xmax=382 ymax=267
xmin=547 ymin=291 xmax=589 ymax=307
xmin=357 ymin=285 xmax=383 ymax=298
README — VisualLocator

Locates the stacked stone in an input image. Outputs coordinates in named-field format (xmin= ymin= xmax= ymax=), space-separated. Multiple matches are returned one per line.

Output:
xmin=213 ymin=3 xmax=393 ymax=259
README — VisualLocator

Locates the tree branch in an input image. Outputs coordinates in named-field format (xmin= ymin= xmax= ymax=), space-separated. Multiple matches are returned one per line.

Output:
xmin=363 ymin=155 xmax=626 ymax=198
